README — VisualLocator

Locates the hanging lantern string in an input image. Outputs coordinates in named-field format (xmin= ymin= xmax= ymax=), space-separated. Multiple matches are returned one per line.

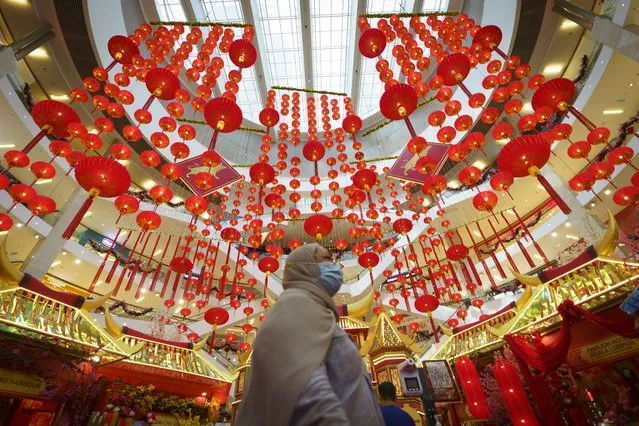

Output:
xmin=148 ymin=20 xmax=252 ymax=28
xmin=359 ymin=12 xmax=460 ymax=18
xmin=270 ymin=86 xmax=348 ymax=96
xmin=361 ymin=95 xmax=438 ymax=137
xmin=348 ymin=155 xmax=399 ymax=164
xmin=176 ymin=117 xmax=267 ymax=134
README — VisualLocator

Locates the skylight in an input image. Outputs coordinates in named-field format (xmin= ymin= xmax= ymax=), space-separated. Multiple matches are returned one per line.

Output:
xmin=156 ymin=0 xmax=186 ymax=21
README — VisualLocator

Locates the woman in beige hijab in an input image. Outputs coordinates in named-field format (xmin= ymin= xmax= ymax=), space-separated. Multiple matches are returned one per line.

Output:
xmin=235 ymin=243 xmax=384 ymax=426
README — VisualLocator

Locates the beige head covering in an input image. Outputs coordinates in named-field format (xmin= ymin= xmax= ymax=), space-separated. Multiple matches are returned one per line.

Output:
xmin=235 ymin=244 xmax=338 ymax=426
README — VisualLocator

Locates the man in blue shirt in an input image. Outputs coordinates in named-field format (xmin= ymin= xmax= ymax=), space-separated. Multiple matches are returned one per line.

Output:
xmin=378 ymin=381 xmax=416 ymax=426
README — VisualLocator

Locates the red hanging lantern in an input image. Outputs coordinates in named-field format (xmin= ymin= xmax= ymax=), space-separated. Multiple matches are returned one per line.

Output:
xmin=113 ymin=195 xmax=139 ymax=223
xmin=24 ymin=100 xmax=80 ymax=154
xmin=228 ymin=39 xmax=257 ymax=68
xmin=490 ymin=171 xmax=514 ymax=198
xmin=446 ymin=244 xmax=469 ymax=261
xmin=414 ymin=294 xmax=440 ymax=342
xmin=0 ymin=213 xmax=13 ymax=232
xmin=204 ymin=306 xmax=230 ymax=352
xmin=455 ymin=356 xmax=491 ymax=419
xmin=63 ymin=157 xmax=130 ymax=239
xmin=26 ymin=195 xmax=56 ymax=222
xmin=608 ymin=146 xmax=637 ymax=171
xmin=359 ymin=28 xmax=387 ymax=58
xmin=566 ymin=141 xmax=591 ymax=160
xmin=303 ymin=214 xmax=333 ymax=240
xmin=203 ymin=97 xmax=243 ymax=150
xmin=472 ymin=191 xmax=498 ymax=217
xmin=613 ymin=186 xmax=639 ymax=207
xmin=493 ymin=359 xmax=539 ymax=426
xmin=258 ymin=255 xmax=279 ymax=293
xmin=497 ymin=135 xmax=571 ymax=214
xmin=136 ymin=210 xmax=161 ymax=231
xmin=458 ymin=166 xmax=481 ymax=187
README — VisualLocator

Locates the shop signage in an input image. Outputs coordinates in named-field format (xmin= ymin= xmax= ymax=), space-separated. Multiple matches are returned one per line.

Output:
xmin=0 ymin=368 xmax=45 ymax=396
xmin=567 ymin=335 xmax=639 ymax=369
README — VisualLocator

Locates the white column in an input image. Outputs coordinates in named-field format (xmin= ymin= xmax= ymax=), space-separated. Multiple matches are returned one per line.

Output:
xmin=20 ymin=188 xmax=86 ymax=280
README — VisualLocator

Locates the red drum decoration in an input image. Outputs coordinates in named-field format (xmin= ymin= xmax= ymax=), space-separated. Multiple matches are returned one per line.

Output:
xmin=493 ymin=359 xmax=539 ymax=426
xmin=359 ymin=28 xmax=387 ymax=58
xmin=63 ymin=157 xmax=130 ymax=239
xmin=454 ymin=356 xmax=490 ymax=419
xmin=497 ymin=135 xmax=571 ymax=214
xmin=414 ymin=294 xmax=440 ymax=342
xmin=304 ymin=214 xmax=333 ymax=240
xmin=25 ymin=100 xmax=80 ymax=154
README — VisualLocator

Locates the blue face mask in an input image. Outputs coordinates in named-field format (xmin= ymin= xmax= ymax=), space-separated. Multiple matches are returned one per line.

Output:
xmin=318 ymin=263 xmax=343 ymax=296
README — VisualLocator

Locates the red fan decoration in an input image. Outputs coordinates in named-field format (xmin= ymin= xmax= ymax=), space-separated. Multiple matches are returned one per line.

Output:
xmin=473 ymin=25 xmax=506 ymax=58
xmin=142 ymin=67 xmax=180 ymax=110
xmin=25 ymin=100 xmax=80 ymax=154
xmin=532 ymin=78 xmax=596 ymax=131
xmin=204 ymin=97 xmax=243 ymax=150
xmin=379 ymin=84 xmax=419 ymax=136
xmin=106 ymin=35 xmax=139 ymax=71
xmin=436 ymin=53 xmax=472 ymax=97
xmin=497 ymin=135 xmax=571 ymax=214
xmin=63 ymin=157 xmax=131 ymax=239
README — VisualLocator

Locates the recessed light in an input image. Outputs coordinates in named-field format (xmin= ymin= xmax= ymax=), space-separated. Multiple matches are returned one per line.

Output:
xmin=0 ymin=144 xmax=16 ymax=149
xmin=472 ymin=160 xmax=486 ymax=170
xmin=142 ymin=180 xmax=156 ymax=190
xmin=74 ymin=259 xmax=81 ymax=264
xmin=50 ymin=94 xmax=70 ymax=102
xmin=602 ymin=109 xmax=624 ymax=115
xmin=604 ymin=189 xmax=611 ymax=195
xmin=35 ymin=179 xmax=52 ymax=185
xmin=560 ymin=20 xmax=578 ymax=30
xmin=551 ymin=232 xmax=557 ymax=237
xmin=28 ymin=47 xmax=48 ymax=59
xmin=16 ymin=223 xmax=23 ymax=228
xmin=154 ymin=249 xmax=163 ymax=256
xmin=543 ymin=64 xmax=563 ymax=75
xmin=565 ymin=222 xmax=571 ymax=227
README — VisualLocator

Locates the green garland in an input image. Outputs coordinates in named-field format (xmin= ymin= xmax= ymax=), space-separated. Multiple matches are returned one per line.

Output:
xmin=271 ymin=86 xmax=348 ymax=97
xmin=361 ymin=95 xmax=437 ymax=137
xmin=349 ymin=155 xmax=399 ymax=164
xmin=176 ymin=118 xmax=266 ymax=134
xmin=149 ymin=20 xmax=251 ymax=28
xmin=359 ymin=12 xmax=460 ymax=19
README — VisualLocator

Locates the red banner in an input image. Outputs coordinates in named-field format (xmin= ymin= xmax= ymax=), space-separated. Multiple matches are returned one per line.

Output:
xmin=177 ymin=154 xmax=242 ymax=197
xmin=387 ymin=143 xmax=450 ymax=184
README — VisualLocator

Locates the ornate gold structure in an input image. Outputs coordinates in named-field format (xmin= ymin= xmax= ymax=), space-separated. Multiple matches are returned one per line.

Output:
xmin=431 ymin=212 xmax=639 ymax=360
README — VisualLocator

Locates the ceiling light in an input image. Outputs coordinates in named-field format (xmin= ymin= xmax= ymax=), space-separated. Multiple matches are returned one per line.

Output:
xmin=473 ymin=230 xmax=481 ymax=237
xmin=16 ymin=223 xmax=23 ymax=228
xmin=537 ymin=184 xmax=544 ymax=190
xmin=472 ymin=160 xmax=486 ymax=170
xmin=142 ymin=180 xmax=156 ymax=190
xmin=566 ymin=234 xmax=580 ymax=240
xmin=551 ymin=232 xmax=558 ymax=237
xmin=154 ymin=249 xmax=163 ymax=256
xmin=28 ymin=48 xmax=49 ymax=59
xmin=0 ymin=231 xmax=7 ymax=236
xmin=201 ymin=392 xmax=207 ymax=396
xmin=49 ymin=94 xmax=70 ymax=102
xmin=35 ymin=179 xmax=52 ymax=185
xmin=74 ymin=259 xmax=81 ymax=265
xmin=51 ymin=260 xmax=61 ymax=267
xmin=84 ymin=211 xmax=92 ymax=217
xmin=604 ymin=189 xmax=611 ymax=195
xmin=560 ymin=20 xmax=579 ymax=30
xmin=521 ymin=102 xmax=533 ymax=114
xmin=543 ymin=64 xmax=563 ymax=75
xmin=602 ymin=109 xmax=624 ymax=115
xmin=448 ymin=179 xmax=461 ymax=189
xmin=62 ymin=251 xmax=67 ymax=255
xmin=0 ymin=143 xmax=16 ymax=149
xmin=141 ymin=288 xmax=147 ymax=293
xmin=422 ymin=199 xmax=430 ymax=206
xmin=91 ymin=355 xmax=101 ymax=363
xmin=496 ymin=137 xmax=510 ymax=145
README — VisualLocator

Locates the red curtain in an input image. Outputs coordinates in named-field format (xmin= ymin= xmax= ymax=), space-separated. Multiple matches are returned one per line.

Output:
xmin=454 ymin=356 xmax=490 ymax=419
xmin=493 ymin=359 xmax=539 ymax=426
xmin=504 ymin=300 xmax=639 ymax=373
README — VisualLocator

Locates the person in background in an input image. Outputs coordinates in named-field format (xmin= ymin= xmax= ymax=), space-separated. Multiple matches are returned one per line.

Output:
xmin=235 ymin=243 xmax=384 ymax=426
xmin=378 ymin=381 xmax=416 ymax=426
